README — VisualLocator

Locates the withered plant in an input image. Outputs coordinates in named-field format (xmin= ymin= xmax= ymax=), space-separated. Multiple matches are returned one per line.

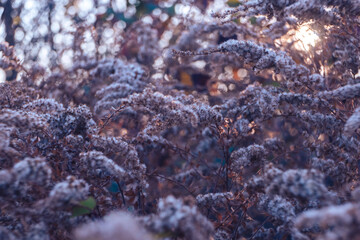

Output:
xmin=0 ymin=0 xmax=360 ymax=239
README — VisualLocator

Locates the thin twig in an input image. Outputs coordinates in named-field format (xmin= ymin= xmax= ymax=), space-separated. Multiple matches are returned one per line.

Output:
xmin=147 ymin=172 xmax=195 ymax=197
xmin=115 ymin=180 xmax=126 ymax=207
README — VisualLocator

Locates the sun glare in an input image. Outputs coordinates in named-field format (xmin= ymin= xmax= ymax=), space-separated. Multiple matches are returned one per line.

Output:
xmin=293 ymin=24 xmax=320 ymax=51
xmin=0 ymin=69 xmax=5 ymax=83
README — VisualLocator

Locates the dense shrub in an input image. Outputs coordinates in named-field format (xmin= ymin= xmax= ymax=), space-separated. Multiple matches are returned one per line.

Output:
xmin=0 ymin=0 xmax=360 ymax=239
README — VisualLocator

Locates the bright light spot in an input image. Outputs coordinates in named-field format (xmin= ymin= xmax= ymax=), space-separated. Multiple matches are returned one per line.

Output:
xmin=152 ymin=73 xmax=163 ymax=79
xmin=38 ymin=46 xmax=50 ymax=67
xmin=15 ymin=29 xmax=25 ymax=41
xmin=61 ymin=50 xmax=74 ymax=69
xmin=191 ymin=60 xmax=206 ymax=69
xmin=318 ymin=133 xmax=326 ymax=141
xmin=160 ymin=13 xmax=169 ymax=22
xmin=142 ymin=16 xmax=153 ymax=24
xmin=67 ymin=6 xmax=76 ymax=16
xmin=171 ymin=17 xmax=181 ymax=26
xmin=77 ymin=0 xmax=93 ymax=14
xmin=293 ymin=23 xmax=319 ymax=51
xmin=114 ymin=21 xmax=126 ymax=30
xmin=237 ymin=68 xmax=248 ymax=79
xmin=320 ymin=66 xmax=326 ymax=76
xmin=153 ymin=57 xmax=164 ymax=68
xmin=159 ymin=30 xmax=172 ymax=48
xmin=120 ymin=128 xmax=128 ymax=137
xmin=217 ymin=83 xmax=228 ymax=92
xmin=124 ymin=5 xmax=136 ymax=18
xmin=24 ymin=0 xmax=35 ymax=10
xmin=97 ymin=6 xmax=107 ymax=14
xmin=175 ymin=4 xmax=191 ymax=15
xmin=51 ymin=22 xmax=60 ymax=33
xmin=38 ymin=24 xmax=48 ymax=36
xmin=103 ymin=28 xmax=114 ymax=38
xmin=355 ymin=70 xmax=360 ymax=78
xmin=229 ymin=84 xmax=236 ymax=91
xmin=153 ymin=8 xmax=162 ymax=16
xmin=98 ymin=45 xmax=106 ymax=54
xmin=0 ymin=69 xmax=5 ymax=83
xmin=112 ymin=0 xmax=127 ymax=12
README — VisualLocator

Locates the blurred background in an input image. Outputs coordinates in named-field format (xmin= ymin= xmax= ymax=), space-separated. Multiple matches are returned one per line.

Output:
xmin=0 ymin=0 xmax=231 ymax=82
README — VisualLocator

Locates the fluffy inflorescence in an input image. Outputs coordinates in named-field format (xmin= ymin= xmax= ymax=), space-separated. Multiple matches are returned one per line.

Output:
xmin=79 ymin=151 xmax=126 ymax=181
xmin=295 ymin=201 xmax=360 ymax=240
xmin=93 ymin=58 xmax=149 ymax=114
xmin=345 ymin=107 xmax=360 ymax=135
xmin=196 ymin=192 xmax=233 ymax=206
xmin=230 ymin=144 xmax=267 ymax=169
xmin=212 ymin=0 xmax=360 ymax=23
xmin=46 ymin=176 xmax=89 ymax=208
xmin=0 ymin=82 xmax=149 ymax=239
xmin=141 ymin=196 xmax=214 ymax=240
xmin=1 ymin=0 xmax=360 ymax=239
xmin=74 ymin=211 xmax=152 ymax=240
xmin=0 ymin=157 xmax=52 ymax=197
xmin=173 ymin=39 xmax=326 ymax=90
